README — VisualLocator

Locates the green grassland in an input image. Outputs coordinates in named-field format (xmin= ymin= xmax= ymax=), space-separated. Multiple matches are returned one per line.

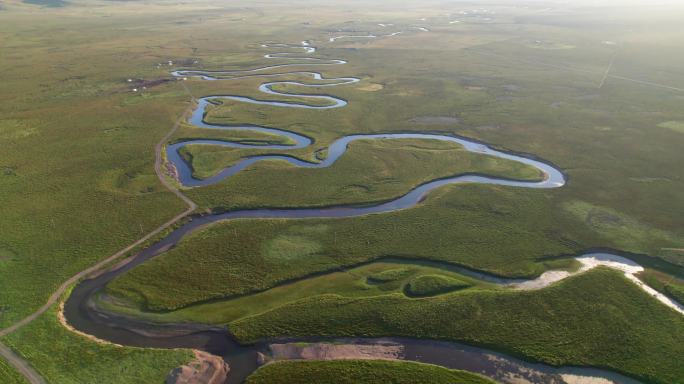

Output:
xmin=180 ymin=137 xmax=542 ymax=209
xmin=174 ymin=122 xmax=296 ymax=146
xmin=245 ymin=360 xmax=494 ymax=384
xmin=0 ymin=1 xmax=355 ymax=382
xmin=0 ymin=73 xmax=190 ymax=327
xmin=2 ymin=0 xmax=684 ymax=383
xmin=230 ymin=269 xmax=684 ymax=383
xmin=367 ymin=267 xmax=413 ymax=283
xmin=177 ymin=10 xmax=684 ymax=266
xmin=0 ymin=359 xmax=28 ymax=384
xmin=103 ymin=180 xmax=684 ymax=314
xmin=98 ymin=260 xmax=495 ymax=324
xmin=2 ymin=302 xmax=191 ymax=383
xmin=404 ymin=274 xmax=471 ymax=297
xmin=105 ymin=185 xmax=586 ymax=311
xmin=103 ymin=261 xmax=684 ymax=383
xmin=667 ymin=284 xmax=684 ymax=303
xmin=639 ymin=269 xmax=684 ymax=303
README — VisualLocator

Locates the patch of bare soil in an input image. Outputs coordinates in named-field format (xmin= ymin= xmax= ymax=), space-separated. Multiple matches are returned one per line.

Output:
xmin=166 ymin=350 xmax=230 ymax=384
xmin=267 ymin=340 xmax=404 ymax=362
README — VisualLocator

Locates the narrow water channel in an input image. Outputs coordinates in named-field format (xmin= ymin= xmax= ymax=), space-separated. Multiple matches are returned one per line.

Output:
xmin=62 ymin=40 xmax=676 ymax=384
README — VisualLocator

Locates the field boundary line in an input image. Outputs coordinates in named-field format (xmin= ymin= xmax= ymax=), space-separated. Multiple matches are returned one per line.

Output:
xmin=467 ymin=47 xmax=682 ymax=93
xmin=607 ymin=74 xmax=684 ymax=92
xmin=598 ymin=51 xmax=617 ymax=89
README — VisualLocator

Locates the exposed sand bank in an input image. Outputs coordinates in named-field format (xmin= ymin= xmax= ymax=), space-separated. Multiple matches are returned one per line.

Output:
xmin=267 ymin=340 xmax=403 ymax=362
xmin=166 ymin=350 xmax=229 ymax=384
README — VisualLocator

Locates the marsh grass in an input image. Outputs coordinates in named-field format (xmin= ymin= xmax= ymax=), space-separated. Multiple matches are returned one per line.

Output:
xmin=404 ymin=274 xmax=471 ymax=297
xmin=231 ymin=269 xmax=684 ymax=384
xmin=245 ymin=360 xmax=494 ymax=384
xmin=105 ymin=185 xmax=583 ymax=311
xmin=182 ymin=138 xmax=543 ymax=208
xmin=1 ymin=303 xmax=192 ymax=384
xmin=3 ymin=1 xmax=684 ymax=382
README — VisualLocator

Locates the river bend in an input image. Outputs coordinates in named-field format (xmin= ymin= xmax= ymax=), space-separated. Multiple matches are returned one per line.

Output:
xmin=62 ymin=39 xmax=683 ymax=384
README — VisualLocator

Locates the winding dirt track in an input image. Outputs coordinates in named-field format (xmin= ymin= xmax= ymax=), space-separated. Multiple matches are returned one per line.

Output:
xmin=0 ymin=83 xmax=199 ymax=384
xmin=0 ymin=344 xmax=46 ymax=384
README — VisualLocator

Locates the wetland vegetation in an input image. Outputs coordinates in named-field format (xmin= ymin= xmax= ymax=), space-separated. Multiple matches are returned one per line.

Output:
xmin=245 ymin=360 xmax=495 ymax=384
xmin=229 ymin=269 xmax=684 ymax=383
xmin=1 ymin=0 xmax=683 ymax=383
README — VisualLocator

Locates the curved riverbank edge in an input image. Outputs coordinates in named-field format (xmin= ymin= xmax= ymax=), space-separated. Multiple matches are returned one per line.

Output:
xmin=176 ymin=337 xmax=647 ymax=384
xmin=257 ymin=337 xmax=644 ymax=384
xmin=169 ymin=103 xmax=563 ymax=188
xmin=170 ymin=42 xmax=571 ymax=190
xmin=90 ymin=249 xmax=684 ymax=317
xmin=62 ymin=40 xmax=680 ymax=384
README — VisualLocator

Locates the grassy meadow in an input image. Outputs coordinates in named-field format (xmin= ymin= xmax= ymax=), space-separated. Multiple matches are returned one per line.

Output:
xmin=638 ymin=269 xmax=684 ymax=303
xmin=105 ymin=262 xmax=684 ymax=383
xmin=105 ymin=185 xmax=584 ymax=311
xmin=1 ymin=0 xmax=684 ymax=383
xmin=1 ymin=302 xmax=192 ymax=383
xmin=404 ymin=274 xmax=471 ymax=297
xmin=179 ymin=137 xmax=543 ymax=209
xmin=245 ymin=360 xmax=495 ymax=384
xmin=98 ymin=260 xmax=497 ymax=324
xmin=0 ymin=359 xmax=28 ymax=384
xmin=229 ymin=269 xmax=684 ymax=383
xmin=175 ymin=3 xmax=684 ymax=266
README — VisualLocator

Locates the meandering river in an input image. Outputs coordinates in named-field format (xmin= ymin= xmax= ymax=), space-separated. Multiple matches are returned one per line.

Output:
xmin=64 ymin=39 xmax=681 ymax=384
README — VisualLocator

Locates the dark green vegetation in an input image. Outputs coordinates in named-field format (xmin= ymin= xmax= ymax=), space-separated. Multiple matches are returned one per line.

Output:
xmin=176 ymin=2 xmax=684 ymax=268
xmin=664 ymin=284 xmax=684 ymax=303
xmin=105 ymin=186 xmax=582 ymax=311
xmin=639 ymin=269 xmax=684 ymax=303
xmin=667 ymin=284 xmax=684 ymax=303
xmin=97 ymin=261 xmax=490 ymax=324
xmin=404 ymin=274 xmax=470 ymax=297
xmin=367 ymin=268 xmax=412 ymax=283
xmin=2 ymin=303 xmax=191 ymax=383
xmin=0 ymin=3 xmax=215 ymax=381
xmin=231 ymin=269 xmax=684 ymax=384
xmin=245 ymin=360 xmax=494 ymax=384
xmin=0 ymin=359 xmax=28 ymax=384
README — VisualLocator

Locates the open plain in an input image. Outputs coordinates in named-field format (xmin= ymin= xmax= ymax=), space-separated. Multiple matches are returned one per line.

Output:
xmin=0 ymin=0 xmax=683 ymax=383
